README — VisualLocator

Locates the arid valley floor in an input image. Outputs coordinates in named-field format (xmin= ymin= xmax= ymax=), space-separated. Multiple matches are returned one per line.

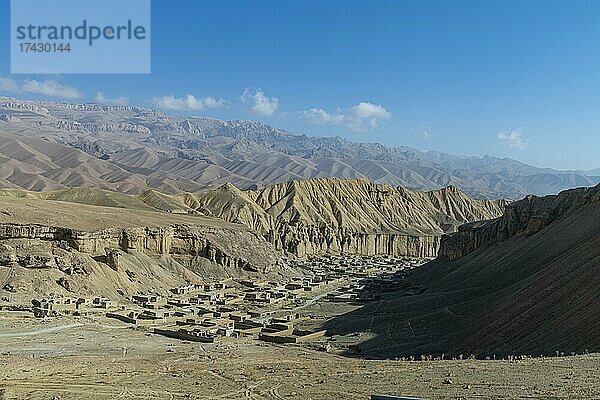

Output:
xmin=2 ymin=312 xmax=600 ymax=400
xmin=2 ymin=253 xmax=599 ymax=400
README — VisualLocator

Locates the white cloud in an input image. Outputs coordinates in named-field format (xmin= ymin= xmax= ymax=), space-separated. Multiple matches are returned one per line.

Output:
xmin=0 ymin=76 xmax=20 ymax=93
xmin=153 ymin=94 xmax=226 ymax=111
xmin=241 ymin=88 xmax=278 ymax=117
xmin=303 ymin=102 xmax=392 ymax=131
xmin=347 ymin=102 xmax=391 ymax=120
xmin=95 ymin=92 xmax=130 ymax=106
xmin=21 ymin=80 xmax=82 ymax=99
xmin=304 ymin=108 xmax=345 ymax=125
xmin=498 ymin=127 xmax=528 ymax=150
xmin=0 ymin=76 xmax=84 ymax=100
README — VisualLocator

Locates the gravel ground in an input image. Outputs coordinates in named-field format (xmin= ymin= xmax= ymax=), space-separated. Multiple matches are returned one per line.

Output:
xmin=1 ymin=314 xmax=599 ymax=400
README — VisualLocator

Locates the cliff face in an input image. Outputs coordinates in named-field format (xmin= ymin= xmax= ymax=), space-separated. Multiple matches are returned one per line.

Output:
xmin=439 ymin=184 xmax=600 ymax=260
xmin=0 ymin=193 xmax=286 ymax=300
xmin=190 ymin=179 xmax=508 ymax=258
xmin=0 ymin=178 xmax=509 ymax=259
xmin=0 ymin=223 xmax=277 ymax=273
xmin=266 ymin=225 xmax=441 ymax=258
xmin=0 ymin=220 xmax=286 ymax=301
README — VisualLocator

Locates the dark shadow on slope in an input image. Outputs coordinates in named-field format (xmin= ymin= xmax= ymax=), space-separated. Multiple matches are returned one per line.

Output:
xmin=323 ymin=201 xmax=600 ymax=359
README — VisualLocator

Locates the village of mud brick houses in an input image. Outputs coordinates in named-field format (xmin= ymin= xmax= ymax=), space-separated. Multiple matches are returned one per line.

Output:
xmin=1 ymin=256 xmax=427 ymax=345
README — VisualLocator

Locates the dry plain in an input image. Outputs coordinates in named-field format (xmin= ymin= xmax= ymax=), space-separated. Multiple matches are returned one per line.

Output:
xmin=2 ymin=312 xmax=600 ymax=400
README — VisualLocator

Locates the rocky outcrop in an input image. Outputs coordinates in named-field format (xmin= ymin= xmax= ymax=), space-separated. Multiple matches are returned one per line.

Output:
xmin=82 ymin=122 xmax=151 ymax=135
xmin=0 ymin=243 xmax=17 ymax=266
xmin=62 ymin=103 xmax=148 ymax=113
xmin=188 ymin=178 xmax=509 ymax=258
xmin=0 ymin=224 xmax=66 ymax=241
xmin=268 ymin=225 xmax=441 ymax=258
xmin=0 ymin=223 xmax=277 ymax=273
xmin=0 ymin=98 xmax=51 ymax=116
xmin=439 ymin=184 xmax=600 ymax=260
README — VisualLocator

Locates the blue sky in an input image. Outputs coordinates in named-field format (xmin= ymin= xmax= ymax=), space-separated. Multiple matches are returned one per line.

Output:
xmin=1 ymin=0 xmax=599 ymax=170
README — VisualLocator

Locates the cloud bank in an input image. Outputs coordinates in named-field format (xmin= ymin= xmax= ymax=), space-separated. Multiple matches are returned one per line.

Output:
xmin=0 ymin=76 xmax=82 ymax=99
xmin=21 ymin=80 xmax=83 ymax=99
xmin=95 ymin=92 xmax=130 ymax=106
xmin=0 ymin=76 xmax=20 ymax=93
xmin=153 ymin=94 xmax=226 ymax=111
xmin=304 ymin=102 xmax=392 ymax=131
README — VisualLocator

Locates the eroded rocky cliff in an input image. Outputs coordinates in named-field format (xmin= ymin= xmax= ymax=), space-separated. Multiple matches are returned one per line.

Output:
xmin=0 ymin=196 xmax=286 ymax=299
xmin=439 ymin=183 xmax=600 ymax=260
xmin=0 ymin=178 xmax=509 ymax=259
xmin=186 ymin=178 xmax=509 ymax=258
xmin=0 ymin=223 xmax=275 ymax=273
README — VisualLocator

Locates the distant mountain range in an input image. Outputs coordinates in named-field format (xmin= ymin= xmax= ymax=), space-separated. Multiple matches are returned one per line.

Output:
xmin=1 ymin=96 xmax=598 ymax=199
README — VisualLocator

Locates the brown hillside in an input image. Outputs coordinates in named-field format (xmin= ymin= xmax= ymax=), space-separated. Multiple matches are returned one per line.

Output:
xmin=192 ymin=178 xmax=509 ymax=257
xmin=0 ymin=179 xmax=508 ymax=258
xmin=326 ymin=184 xmax=600 ymax=358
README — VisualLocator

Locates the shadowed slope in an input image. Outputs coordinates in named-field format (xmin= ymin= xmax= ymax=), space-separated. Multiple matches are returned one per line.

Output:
xmin=325 ymin=184 xmax=600 ymax=358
